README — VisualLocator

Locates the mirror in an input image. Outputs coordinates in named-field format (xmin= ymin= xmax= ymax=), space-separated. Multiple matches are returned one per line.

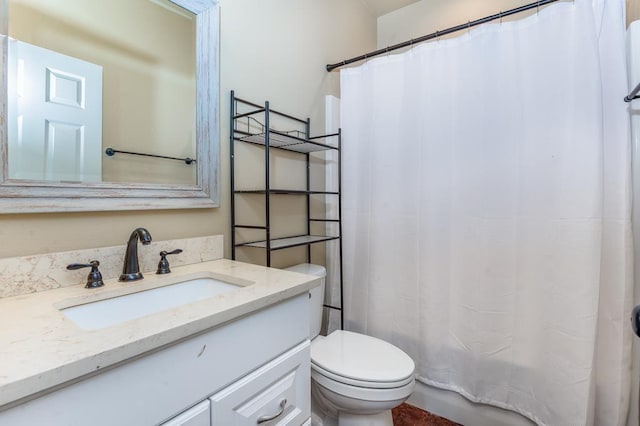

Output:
xmin=0 ymin=0 xmax=219 ymax=212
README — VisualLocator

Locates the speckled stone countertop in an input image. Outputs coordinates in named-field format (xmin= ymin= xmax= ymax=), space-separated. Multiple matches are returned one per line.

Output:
xmin=0 ymin=259 xmax=318 ymax=410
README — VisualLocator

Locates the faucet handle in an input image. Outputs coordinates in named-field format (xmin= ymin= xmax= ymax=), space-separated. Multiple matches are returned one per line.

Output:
xmin=67 ymin=260 xmax=104 ymax=289
xmin=156 ymin=249 xmax=183 ymax=274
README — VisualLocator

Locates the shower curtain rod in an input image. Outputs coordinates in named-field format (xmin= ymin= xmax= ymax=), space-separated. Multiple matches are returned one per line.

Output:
xmin=624 ymin=81 xmax=640 ymax=102
xmin=326 ymin=0 xmax=562 ymax=72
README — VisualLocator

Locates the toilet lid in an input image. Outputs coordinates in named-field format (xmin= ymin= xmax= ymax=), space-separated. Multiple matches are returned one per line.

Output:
xmin=311 ymin=330 xmax=415 ymax=385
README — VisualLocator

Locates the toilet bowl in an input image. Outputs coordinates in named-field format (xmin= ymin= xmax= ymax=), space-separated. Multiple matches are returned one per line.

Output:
xmin=284 ymin=264 xmax=415 ymax=426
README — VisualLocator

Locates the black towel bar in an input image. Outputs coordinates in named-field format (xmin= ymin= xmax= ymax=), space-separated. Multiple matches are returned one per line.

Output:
xmin=105 ymin=147 xmax=196 ymax=165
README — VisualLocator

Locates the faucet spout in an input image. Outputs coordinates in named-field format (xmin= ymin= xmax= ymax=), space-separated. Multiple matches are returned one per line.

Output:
xmin=119 ymin=227 xmax=152 ymax=282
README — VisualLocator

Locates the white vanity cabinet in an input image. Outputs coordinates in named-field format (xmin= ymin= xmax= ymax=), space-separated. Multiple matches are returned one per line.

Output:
xmin=0 ymin=293 xmax=311 ymax=426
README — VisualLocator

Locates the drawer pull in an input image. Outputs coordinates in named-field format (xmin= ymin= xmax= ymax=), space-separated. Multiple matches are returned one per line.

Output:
xmin=257 ymin=398 xmax=287 ymax=424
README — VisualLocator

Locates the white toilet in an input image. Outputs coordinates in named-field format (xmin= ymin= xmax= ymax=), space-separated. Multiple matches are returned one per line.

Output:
xmin=284 ymin=264 xmax=415 ymax=426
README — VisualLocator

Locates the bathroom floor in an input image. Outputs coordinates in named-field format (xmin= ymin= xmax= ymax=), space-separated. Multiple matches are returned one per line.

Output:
xmin=392 ymin=403 xmax=461 ymax=426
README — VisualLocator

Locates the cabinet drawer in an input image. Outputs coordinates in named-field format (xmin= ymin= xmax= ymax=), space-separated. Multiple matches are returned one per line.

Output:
xmin=210 ymin=340 xmax=310 ymax=426
xmin=161 ymin=400 xmax=210 ymax=426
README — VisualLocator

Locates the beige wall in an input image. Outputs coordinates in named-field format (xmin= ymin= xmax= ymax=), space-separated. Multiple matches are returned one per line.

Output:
xmin=379 ymin=0 xmax=555 ymax=47
xmin=630 ymin=0 xmax=640 ymax=23
xmin=0 ymin=0 xmax=376 ymax=260
xmin=378 ymin=0 xmax=640 ymax=49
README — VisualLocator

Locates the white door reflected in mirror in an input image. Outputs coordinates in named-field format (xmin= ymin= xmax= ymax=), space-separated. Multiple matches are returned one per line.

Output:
xmin=8 ymin=39 xmax=103 ymax=182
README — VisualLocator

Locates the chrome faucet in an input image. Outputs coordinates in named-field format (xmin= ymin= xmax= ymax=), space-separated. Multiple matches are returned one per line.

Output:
xmin=119 ymin=227 xmax=152 ymax=282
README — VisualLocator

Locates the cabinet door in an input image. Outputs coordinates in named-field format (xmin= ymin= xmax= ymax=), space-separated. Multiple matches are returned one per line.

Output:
xmin=210 ymin=341 xmax=310 ymax=425
xmin=161 ymin=400 xmax=210 ymax=426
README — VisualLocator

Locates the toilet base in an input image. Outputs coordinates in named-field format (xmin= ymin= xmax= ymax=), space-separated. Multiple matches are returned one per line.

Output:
xmin=311 ymin=408 xmax=393 ymax=426
xmin=338 ymin=410 xmax=393 ymax=426
xmin=311 ymin=381 xmax=403 ymax=426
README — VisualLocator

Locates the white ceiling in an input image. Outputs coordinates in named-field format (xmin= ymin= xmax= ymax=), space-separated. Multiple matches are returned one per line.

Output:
xmin=361 ymin=0 xmax=422 ymax=17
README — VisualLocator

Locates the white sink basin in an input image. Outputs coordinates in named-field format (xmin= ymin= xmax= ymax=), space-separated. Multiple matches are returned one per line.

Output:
xmin=61 ymin=277 xmax=241 ymax=330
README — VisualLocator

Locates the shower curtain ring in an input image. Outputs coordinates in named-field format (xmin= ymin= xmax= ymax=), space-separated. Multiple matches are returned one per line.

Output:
xmin=436 ymin=30 xmax=440 ymax=42
xmin=467 ymin=21 xmax=471 ymax=34
xmin=537 ymin=1 xmax=540 ymax=14
xmin=499 ymin=11 xmax=503 ymax=24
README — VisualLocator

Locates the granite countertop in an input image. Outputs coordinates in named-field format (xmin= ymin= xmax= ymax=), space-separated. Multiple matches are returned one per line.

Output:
xmin=0 ymin=259 xmax=318 ymax=410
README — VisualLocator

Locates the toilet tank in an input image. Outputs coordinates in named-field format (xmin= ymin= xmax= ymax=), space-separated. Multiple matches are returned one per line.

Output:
xmin=284 ymin=263 xmax=326 ymax=340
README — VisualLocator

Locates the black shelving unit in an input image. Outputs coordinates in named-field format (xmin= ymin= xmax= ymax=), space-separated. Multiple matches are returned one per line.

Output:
xmin=230 ymin=91 xmax=344 ymax=329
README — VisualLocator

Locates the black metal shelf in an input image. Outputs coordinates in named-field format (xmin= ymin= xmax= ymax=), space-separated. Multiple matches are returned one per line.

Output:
xmin=234 ymin=129 xmax=338 ymax=154
xmin=234 ymin=189 xmax=339 ymax=195
xmin=236 ymin=235 xmax=339 ymax=251
xmin=230 ymin=91 xmax=344 ymax=330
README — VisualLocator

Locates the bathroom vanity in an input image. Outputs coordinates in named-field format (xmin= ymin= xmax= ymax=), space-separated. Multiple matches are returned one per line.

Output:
xmin=0 ymin=259 xmax=317 ymax=425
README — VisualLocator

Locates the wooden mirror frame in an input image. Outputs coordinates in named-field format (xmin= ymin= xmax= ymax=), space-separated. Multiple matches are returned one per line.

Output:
xmin=0 ymin=0 xmax=219 ymax=213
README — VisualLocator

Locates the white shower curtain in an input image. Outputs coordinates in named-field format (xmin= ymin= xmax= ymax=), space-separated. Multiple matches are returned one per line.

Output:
xmin=340 ymin=1 xmax=632 ymax=425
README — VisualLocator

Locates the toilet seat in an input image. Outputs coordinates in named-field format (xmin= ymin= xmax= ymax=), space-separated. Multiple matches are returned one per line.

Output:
xmin=312 ymin=368 xmax=416 ymax=402
xmin=311 ymin=330 xmax=415 ymax=389
xmin=311 ymin=362 xmax=414 ymax=389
